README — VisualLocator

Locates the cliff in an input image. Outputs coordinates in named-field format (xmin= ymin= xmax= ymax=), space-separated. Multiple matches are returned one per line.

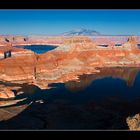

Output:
xmin=0 ymin=35 xmax=140 ymax=47
xmin=0 ymin=36 xmax=140 ymax=99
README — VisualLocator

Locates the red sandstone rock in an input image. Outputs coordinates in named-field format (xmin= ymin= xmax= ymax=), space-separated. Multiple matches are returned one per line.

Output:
xmin=0 ymin=88 xmax=15 ymax=99
xmin=0 ymin=36 xmax=139 ymax=98
xmin=127 ymin=113 xmax=140 ymax=130
xmin=0 ymin=35 xmax=140 ymax=47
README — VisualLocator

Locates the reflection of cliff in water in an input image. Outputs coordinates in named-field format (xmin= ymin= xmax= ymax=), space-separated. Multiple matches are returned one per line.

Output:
xmin=0 ymin=67 xmax=140 ymax=107
xmin=65 ymin=67 xmax=140 ymax=92
xmin=0 ymin=67 xmax=140 ymax=129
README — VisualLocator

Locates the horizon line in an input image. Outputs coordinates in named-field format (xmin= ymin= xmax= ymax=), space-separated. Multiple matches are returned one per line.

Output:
xmin=0 ymin=34 xmax=140 ymax=36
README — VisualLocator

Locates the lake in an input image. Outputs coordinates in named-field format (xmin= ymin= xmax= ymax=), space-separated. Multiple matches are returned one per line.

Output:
xmin=1 ymin=67 xmax=140 ymax=129
xmin=16 ymin=45 xmax=57 ymax=54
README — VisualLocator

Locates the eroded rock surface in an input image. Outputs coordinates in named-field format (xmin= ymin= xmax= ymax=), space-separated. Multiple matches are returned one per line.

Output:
xmin=0 ymin=36 xmax=139 ymax=99
xmin=127 ymin=114 xmax=140 ymax=130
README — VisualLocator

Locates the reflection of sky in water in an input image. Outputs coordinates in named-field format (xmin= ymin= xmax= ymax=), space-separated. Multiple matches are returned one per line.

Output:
xmin=17 ymin=67 xmax=140 ymax=105
xmin=45 ymin=76 xmax=140 ymax=104
xmin=1 ymin=67 xmax=140 ymax=107
xmin=1 ymin=68 xmax=140 ymax=130
xmin=16 ymin=45 xmax=57 ymax=54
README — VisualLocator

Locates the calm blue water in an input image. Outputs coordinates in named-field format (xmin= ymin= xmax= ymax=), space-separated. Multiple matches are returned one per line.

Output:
xmin=1 ymin=67 xmax=140 ymax=129
xmin=43 ymin=69 xmax=140 ymax=103
xmin=14 ymin=67 xmax=140 ymax=104
xmin=16 ymin=45 xmax=57 ymax=54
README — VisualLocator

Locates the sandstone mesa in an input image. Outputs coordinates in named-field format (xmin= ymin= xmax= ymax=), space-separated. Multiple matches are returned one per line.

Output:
xmin=0 ymin=35 xmax=140 ymax=130
xmin=0 ymin=35 xmax=140 ymax=99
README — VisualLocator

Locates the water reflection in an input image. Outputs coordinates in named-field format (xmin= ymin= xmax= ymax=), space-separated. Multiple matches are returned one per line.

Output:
xmin=0 ymin=67 xmax=140 ymax=108
xmin=65 ymin=67 xmax=140 ymax=92
xmin=0 ymin=67 xmax=140 ymax=129
xmin=16 ymin=45 xmax=57 ymax=54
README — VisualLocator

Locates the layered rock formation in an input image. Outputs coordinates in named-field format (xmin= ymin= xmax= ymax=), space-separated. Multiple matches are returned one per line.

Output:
xmin=0 ymin=35 xmax=64 ymax=46
xmin=1 ymin=35 xmax=140 ymax=130
xmin=0 ymin=35 xmax=140 ymax=47
xmin=0 ymin=35 xmax=140 ymax=99
xmin=0 ymin=36 xmax=28 ymax=46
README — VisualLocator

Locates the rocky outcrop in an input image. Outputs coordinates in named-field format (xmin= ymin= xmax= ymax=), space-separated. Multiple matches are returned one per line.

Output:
xmin=2 ymin=35 xmax=140 ymax=130
xmin=0 ymin=35 xmax=140 ymax=47
xmin=0 ymin=88 xmax=15 ymax=99
xmin=0 ymin=35 xmax=64 ymax=46
xmin=127 ymin=114 xmax=140 ymax=130
xmin=0 ymin=54 xmax=37 ymax=82
xmin=0 ymin=36 xmax=140 ymax=99
xmin=0 ymin=45 xmax=35 ymax=59
xmin=0 ymin=36 xmax=28 ymax=46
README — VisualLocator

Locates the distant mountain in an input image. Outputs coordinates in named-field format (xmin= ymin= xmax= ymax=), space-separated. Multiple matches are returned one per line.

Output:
xmin=61 ymin=28 xmax=101 ymax=36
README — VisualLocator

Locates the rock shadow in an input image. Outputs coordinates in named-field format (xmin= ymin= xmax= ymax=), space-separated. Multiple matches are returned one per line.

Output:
xmin=0 ymin=67 xmax=140 ymax=130
xmin=0 ymin=81 xmax=140 ymax=130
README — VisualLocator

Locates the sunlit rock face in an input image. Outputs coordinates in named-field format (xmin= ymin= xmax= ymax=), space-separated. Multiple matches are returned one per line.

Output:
xmin=0 ymin=36 xmax=140 ymax=99
xmin=0 ymin=88 xmax=15 ymax=99
xmin=127 ymin=113 xmax=140 ymax=130
xmin=0 ymin=54 xmax=37 ymax=82
xmin=0 ymin=36 xmax=28 ymax=46
xmin=0 ymin=35 xmax=65 ymax=46
xmin=0 ymin=35 xmax=140 ymax=47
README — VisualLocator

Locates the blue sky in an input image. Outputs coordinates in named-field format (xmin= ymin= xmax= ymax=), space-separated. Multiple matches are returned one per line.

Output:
xmin=0 ymin=10 xmax=140 ymax=36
